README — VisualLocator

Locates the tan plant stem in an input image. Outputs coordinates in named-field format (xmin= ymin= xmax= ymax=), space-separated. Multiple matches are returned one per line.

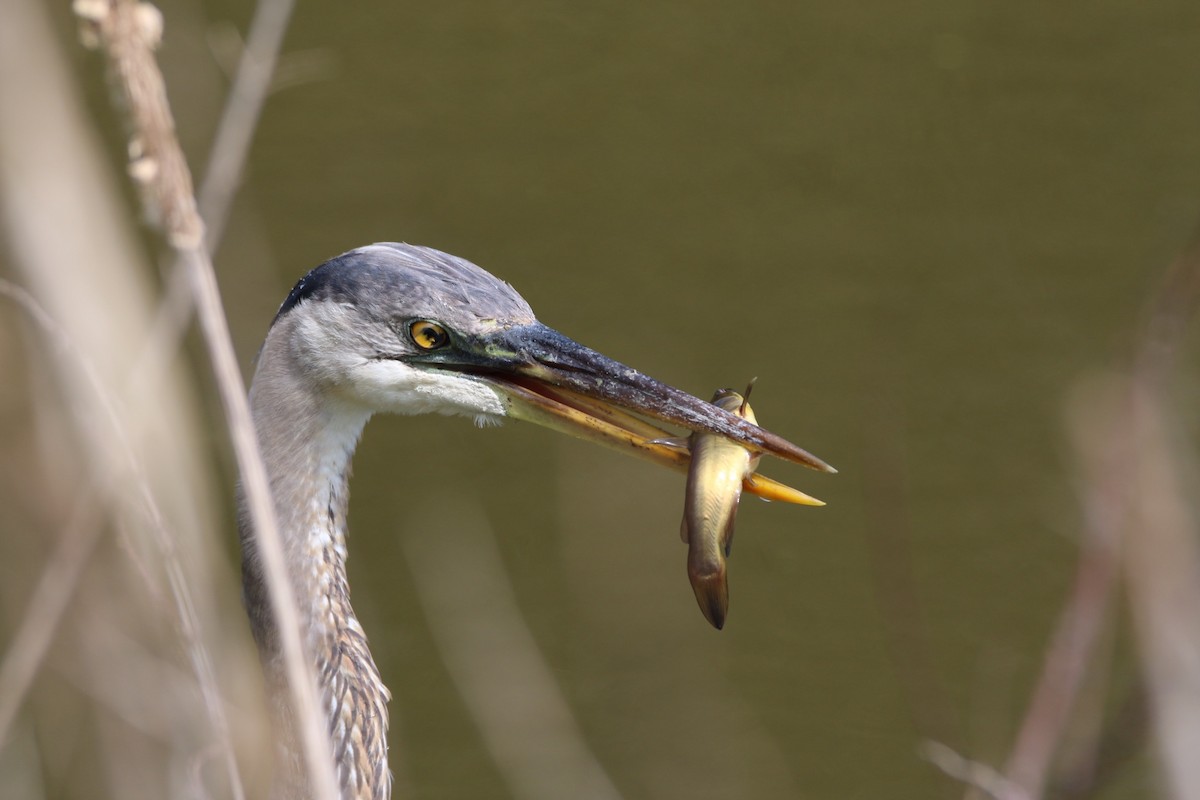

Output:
xmin=78 ymin=3 xmax=338 ymax=798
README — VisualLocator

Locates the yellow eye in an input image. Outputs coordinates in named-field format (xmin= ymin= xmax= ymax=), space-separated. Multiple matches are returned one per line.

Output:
xmin=409 ymin=320 xmax=450 ymax=350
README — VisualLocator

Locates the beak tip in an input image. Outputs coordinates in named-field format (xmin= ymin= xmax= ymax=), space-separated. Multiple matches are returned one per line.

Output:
xmin=805 ymin=453 xmax=837 ymax=474
xmin=784 ymin=443 xmax=836 ymax=474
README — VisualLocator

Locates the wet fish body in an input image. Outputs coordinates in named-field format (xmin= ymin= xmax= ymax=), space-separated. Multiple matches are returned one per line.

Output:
xmin=681 ymin=388 xmax=760 ymax=629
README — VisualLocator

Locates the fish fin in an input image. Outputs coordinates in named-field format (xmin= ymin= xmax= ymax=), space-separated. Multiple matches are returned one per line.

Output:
xmin=740 ymin=377 xmax=758 ymax=412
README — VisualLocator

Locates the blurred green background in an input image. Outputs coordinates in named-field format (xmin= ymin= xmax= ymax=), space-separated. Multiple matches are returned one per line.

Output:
xmin=35 ymin=0 xmax=1200 ymax=797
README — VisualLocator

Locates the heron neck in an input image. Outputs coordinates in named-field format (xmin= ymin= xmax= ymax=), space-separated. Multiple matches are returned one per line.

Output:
xmin=240 ymin=329 xmax=391 ymax=800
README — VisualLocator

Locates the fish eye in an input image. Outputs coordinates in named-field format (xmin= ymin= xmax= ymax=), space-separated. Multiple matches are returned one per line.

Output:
xmin=409 ymin=320 xmax=450 ymax=350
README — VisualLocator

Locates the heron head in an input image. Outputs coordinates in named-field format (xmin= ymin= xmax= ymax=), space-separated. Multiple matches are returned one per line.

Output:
xmin=268 ymin=243 xmax=832 ymax=491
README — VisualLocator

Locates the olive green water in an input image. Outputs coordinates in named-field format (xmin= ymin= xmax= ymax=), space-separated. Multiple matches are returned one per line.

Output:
xmin=179 ymin=1 xmax=1200 ymax=797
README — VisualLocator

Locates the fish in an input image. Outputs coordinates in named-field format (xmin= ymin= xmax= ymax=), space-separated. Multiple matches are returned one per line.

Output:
xmin=681 ymin=383 xmax=761 ymax=630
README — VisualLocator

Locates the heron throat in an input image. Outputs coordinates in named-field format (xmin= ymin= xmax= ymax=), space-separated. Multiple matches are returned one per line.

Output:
xmin=238 ymin=331 xmax=392 ymax=800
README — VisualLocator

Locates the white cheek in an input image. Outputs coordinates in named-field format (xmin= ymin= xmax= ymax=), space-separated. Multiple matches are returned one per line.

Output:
xmin=348 ymin=360 xmax=506 ymax=420
xmin=291 ymin=306 xmax=507 ymax=421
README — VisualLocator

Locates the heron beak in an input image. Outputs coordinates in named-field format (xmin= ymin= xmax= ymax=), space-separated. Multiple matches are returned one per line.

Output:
xmin=428 ymin=322 xmax=833 ymax=504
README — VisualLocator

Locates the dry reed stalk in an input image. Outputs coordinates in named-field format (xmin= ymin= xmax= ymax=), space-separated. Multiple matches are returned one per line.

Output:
xmin=998 ymin=411 xmax=1122 ymax=800
xmin=0 ymin=276 xmax=244 ymax=798
xmin=0 ymin=1 xmax=245 ymax=797
xmin=404 ymin=498 xmax=625 ymax=800
xmin=928 ymin=238 xmax=1200 ymax=799
xmin=136 ymin=0 xmax=298 ymax=393
xmin=1121 ymin=385 xmax=1200 ymax=799
xmin=1118 ymin=247 xmax=1200 ymax=799
xmin=195 ymin=0 xmax=297 ymax=250
xmin=75 ymin=2 xmax=338 ymax=798
xmin=0 ymin=470 xmax=104 ymax=745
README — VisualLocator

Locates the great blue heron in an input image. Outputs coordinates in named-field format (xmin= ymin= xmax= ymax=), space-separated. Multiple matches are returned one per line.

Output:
xmin=238 ymin=243 xmax=832 ymax=800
